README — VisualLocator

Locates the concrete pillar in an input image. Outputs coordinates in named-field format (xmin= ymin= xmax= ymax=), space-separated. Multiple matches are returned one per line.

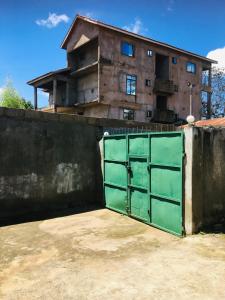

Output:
xmin=53 ymin=79 xmax=57 ymax=113
xmin=34 ymin=87 xmax=38 ymax=110
xmin=184 ymin=126 xmax=194 ymax=235
xmin=97 ymin=42 xmax=100 ymax=102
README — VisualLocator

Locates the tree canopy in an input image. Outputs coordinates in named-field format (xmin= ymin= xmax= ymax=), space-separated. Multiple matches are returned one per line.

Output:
xmin=201 ymin=67 xmax=225 ymax=119
xmin=0 ymin=82 xmax=34 ymax=110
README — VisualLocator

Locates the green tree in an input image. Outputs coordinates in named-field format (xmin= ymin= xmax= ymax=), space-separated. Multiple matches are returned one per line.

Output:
xmin=201 ymin=67 xmax=225 ymax=118
xmin=0 ymin=82 xmax=34 ymax=109
xmin=211 ymin=67 xmax=225 ymax=118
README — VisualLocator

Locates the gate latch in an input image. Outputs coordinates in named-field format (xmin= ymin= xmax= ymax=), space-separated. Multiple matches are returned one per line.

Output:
xmin=126 ymin=165 xmax=132 ymax=173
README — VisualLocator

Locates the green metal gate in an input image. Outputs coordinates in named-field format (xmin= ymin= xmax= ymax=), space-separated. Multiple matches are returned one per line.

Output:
xmin=104 ymin=132 xmax=184 ymax=236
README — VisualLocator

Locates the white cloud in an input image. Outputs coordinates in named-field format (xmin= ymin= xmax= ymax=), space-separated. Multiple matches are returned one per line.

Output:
xmin=167 ymin=0 xmax=175 ymax=12
xmin=123 ymin=18 xmax=146 ymax=35
xmin=81 ymin=12 xmax=94 ymax=18
xmin=36 ymin=13 xmax=70 ymax=29
xmin=207 ymin=46 xmax=225 ymax=69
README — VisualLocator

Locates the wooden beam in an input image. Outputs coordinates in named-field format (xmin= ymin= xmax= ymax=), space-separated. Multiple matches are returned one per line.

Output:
xmin=34 ymin=87 xmax=38 ymax=110
xmin=53 ymin=79 xmax=57 ymax=113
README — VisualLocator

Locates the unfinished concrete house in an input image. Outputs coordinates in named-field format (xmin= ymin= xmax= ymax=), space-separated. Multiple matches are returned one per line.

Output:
xmin=28 ymin=15 xmax=216 ymax=123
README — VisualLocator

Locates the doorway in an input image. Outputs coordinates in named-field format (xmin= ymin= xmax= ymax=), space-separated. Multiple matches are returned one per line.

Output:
xmin=155 ymin=54 xmax=169 ymax=80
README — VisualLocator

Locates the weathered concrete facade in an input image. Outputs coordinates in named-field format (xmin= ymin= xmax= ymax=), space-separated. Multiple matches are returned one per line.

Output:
xmin=0 ymin=108 xmax=102 ymax=221
xmin=184 ymin=126 xmax=225 ymax=234
xmin=28 ymin=15 xmax=215 ymax=124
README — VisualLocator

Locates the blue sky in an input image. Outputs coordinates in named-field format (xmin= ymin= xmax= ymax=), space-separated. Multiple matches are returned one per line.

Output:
xmin=0 ymin=0 xmax=225 ymax=107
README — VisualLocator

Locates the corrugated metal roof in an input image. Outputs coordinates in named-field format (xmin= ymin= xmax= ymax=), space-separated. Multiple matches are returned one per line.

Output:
xmin=61 ymin=15 xmax=217 ymax=64
xmin=27 ymin=68 xmax=71 ymax=85
xmin=194 ymin=118 xmax=225 ymax=127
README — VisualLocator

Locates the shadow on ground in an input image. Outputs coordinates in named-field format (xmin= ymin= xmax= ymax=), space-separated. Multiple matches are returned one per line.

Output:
xmin=200 ymin=222 xmax=225 ymax=234
xmin=0 ymin=204 xmax=103 ymax=227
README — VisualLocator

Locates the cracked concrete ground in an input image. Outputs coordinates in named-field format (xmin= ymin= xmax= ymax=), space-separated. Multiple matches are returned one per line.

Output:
xmin=0 ymin=209 xmax=225 ymax=300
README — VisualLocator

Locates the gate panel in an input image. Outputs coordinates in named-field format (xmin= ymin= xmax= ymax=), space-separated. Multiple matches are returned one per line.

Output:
xmin=130 ymin=188 xmax=149 ymax=222
xmin=150 ymin=133 xmax=183 ymax=235
xmin=151 ymin=166 xmax=182 ymax=200
xmin=128 ymin=134 xmax=150 ymax=223
xmin=104 ymin=162 xmax=127 ymax=187
xmin=151 ymin=196 xmax=181 ymax=235
xmin=105 ymin=185 xmax=127 ymax=214
xmin=128 ymin=135 xmax=149 ymax=156
xmin=104 ymin=135 xmax=128 ymax=215
xmin=104 ymin=136 xmax=127 ymax=161
xmin=129 ymin=158 xmax=148 ymax=189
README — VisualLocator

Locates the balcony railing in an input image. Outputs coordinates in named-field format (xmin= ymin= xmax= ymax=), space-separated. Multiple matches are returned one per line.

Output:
xmin=153 ymin=109 xmax=177 ymax=123
xmin=153 ymin=79 xmax=177 ymax=95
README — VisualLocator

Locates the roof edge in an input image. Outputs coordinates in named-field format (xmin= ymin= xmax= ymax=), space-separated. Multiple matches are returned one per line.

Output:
xmin=61 ymin=15 xmax=217 ymax=64
xmin=27 ymin=67 xmax=70 ymax=85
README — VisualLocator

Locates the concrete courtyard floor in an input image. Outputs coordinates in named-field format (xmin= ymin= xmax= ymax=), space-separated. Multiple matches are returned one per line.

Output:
xmin=0 ymin=209 xmax=225 ymax=300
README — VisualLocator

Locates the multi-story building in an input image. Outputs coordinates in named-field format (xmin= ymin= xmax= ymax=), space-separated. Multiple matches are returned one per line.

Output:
xmin=28 ymin=15 xmax=216 ymax=123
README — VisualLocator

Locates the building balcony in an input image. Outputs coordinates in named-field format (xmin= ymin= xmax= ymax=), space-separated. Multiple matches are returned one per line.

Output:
xmin=153 ymin=109 xmax=177 ymax=123
xmin=153 ymin=79 xmax=177 ymax=95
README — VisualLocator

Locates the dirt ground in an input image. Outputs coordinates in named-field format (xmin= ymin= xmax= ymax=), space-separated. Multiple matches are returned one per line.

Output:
xmin=0 ymin=209 xmax=225 ymax=300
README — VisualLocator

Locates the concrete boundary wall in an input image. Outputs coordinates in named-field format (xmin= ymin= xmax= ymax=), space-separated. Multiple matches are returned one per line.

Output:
xmin=184 ymin=126 xmax=225 ymax=234
xmin=0 ymin=108 xmax=103 ymax=221
xmin=0 ymin=107 xmax=175 ymax=130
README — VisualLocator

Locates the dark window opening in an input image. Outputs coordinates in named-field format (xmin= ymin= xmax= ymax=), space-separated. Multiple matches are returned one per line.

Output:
xmin=172 ymin=57 xmax=177 ymax=64
xmin=121 ymin=42 xmax=135 ymax=57
xmin=156 ymin=95 xmax=167 ymax=110
xmin=147 ymin=50 xmax=153 ymax=57
xmin=145 ymin=79 xmax=151 ymax=87
xmin=155 ymin=54 xmax=169 ymax=80
xmin=186 ymin=62 xmax=196 ymax=74
xmin=146 ymin=110 xmax=152 ymax=118
xmin=80 ymin=52 xmax=86 ymax=61
xmin=126 ymin=75 xmax=137 ymax=95
xmin=174 ymin=85 xmax=178 ymax=92
xmin=123 ymin=108 xmax=135 ymax=120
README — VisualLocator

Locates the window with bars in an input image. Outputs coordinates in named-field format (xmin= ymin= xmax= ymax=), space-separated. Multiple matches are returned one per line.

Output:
xmin=126 ymin=75 xmax=137 ymax=95
xmin=123 ymin=108 xmax=135 ymax=120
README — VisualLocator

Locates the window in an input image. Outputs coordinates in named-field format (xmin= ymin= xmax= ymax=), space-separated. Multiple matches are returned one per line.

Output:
xmin=186 ymin=62 xmax=196 ymax=74
xmin=145 ymin=79 xmax=151 ymax=87
xmin=174 ymin=85 xmax=178 ymax=92
xmin=172 ymin=57 xmax=177 ymax=64
xmin=147 ymin=50 xmax=153 ymax=57
xmin=123 ymin=108 xmax=135 ymax=120
xmin=146 ymin=110 xmax=152 ymax=118
xmin=126 ymin=75 xmax=137 ymax=95
xmin=121 ymin=42 xmax=135 ymax=57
